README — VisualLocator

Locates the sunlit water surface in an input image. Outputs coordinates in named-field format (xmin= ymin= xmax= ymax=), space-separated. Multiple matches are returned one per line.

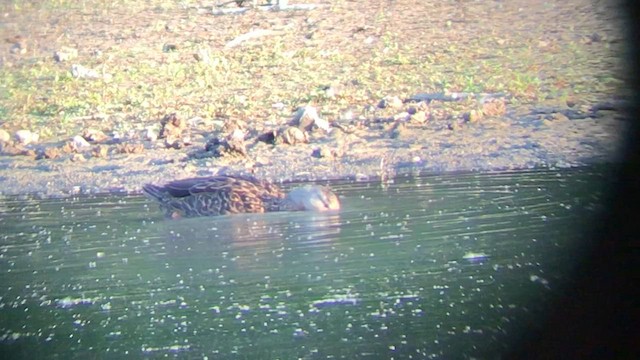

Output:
xmin=0 ymin=167 xmax=607 ymax=358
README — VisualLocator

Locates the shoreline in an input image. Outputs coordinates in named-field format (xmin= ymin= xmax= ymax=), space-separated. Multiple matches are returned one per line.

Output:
xmin=0 ymin=104 xmax=626 ymax=198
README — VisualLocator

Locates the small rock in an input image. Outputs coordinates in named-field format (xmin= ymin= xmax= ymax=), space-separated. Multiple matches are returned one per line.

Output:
xmin=482 ymin=99 xmax=506 ymax=117
xmin=393 ymin=112 xmax=410 ymax=121
xmin=71 ymin=64 xmax=101 ymax=79
xmin=163 ymin=43 xmax=178 ymax=52
xmin=193 ymin=47 xmax=212 ymax=64
xmin=363 ymin=104 xmax=376 ymax=113
xmin=92 ymin=145 xmax=109 ymax=158
xmin=340 ymin=109 xmax=353 ymax=120
xmin=116 ymin=143 xmax=145 ymax=154
xmin=320 ymin=85 xmax=337 ymax=99
xmin=70 ymin=135 xmax=91 ymax=150
xmin=313 ymin=117 xmax=331 ymax=132
xmin=61 ymin=142 xmax=75 ymax=154
xmin=0 ymin=142 xmax=27 ymax=156
xmin=145 ymin=128 xmax=158 ymax=142
xmin=407 ymin=101 xmax=429 ymax=114
xmin=82 ymin=129 xmax=109 ymax=143
xmin=272 ymin=102 xmax=286 ymax=110
xmin=71 ymin=153 xmax=86 ymax=162
xmin=15 ymin=130 xmax=39 ymax=145
xmin=41 ymin=147 xmax=62 ymax=160
xmin=243 ymin=160 xmax=255 ymax=169
xmin=10 ymin=43 xmax=26 ymax=54
xmin=312 ymin=147 xmax=339 ymax=158
xmin=448 ymin=121 xmax=464 ymax=131
xmin=550 ymin=112 xmax=570 ymax=122
xmin=164 ymin=138 xmax=184 ymax=149
xmin=7 ymin=35 xmax=27 ymax=55
xmin=378 ymin=96 xmax=403 ymax=109
xmin=465 ymin=109 xmax=484 ymax=123
xmin=278 ymin=126 xmax=308 ymax=145
xmin=255 ymin=155 xmax=271 ymax=166
xmin=0 ymin=129 xmax=10 ymax=143
xmin=53 ymin=47 xmax=78 ymax=62
xmin=409 ymin=110 xmax=427 ymax=124
xmin=205 ymin=136 xmax=247 ymax=157
xmin=24 ymin=149 xmax=37 ymax=158
xmin=203 ymin=127 xmax=247 ymax=157
xmin=221 ymin=118 xmax=247 ymax=135
xmin=159 ymin=113 xmax=189 ymax=148
xmin=292 ymin=106 xmax=331 ymax=132
xmin=160 ymin=113 xmax=186 ymax=138
xmin=229 ymin=127 xmax=245 ymax=140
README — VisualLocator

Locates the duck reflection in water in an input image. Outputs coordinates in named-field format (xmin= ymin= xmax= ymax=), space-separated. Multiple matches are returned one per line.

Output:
xmin=153 ymin=210 xmax=342 ymax=271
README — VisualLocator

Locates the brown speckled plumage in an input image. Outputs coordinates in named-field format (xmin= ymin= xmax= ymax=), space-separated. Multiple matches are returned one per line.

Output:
xmin=143 ymin=175 xmax=339 ymax=218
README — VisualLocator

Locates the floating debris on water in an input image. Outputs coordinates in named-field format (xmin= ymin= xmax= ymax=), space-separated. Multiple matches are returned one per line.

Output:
xmin=311 ymin=295 xmax=358 ymax=308
xmin=56 ymin=296 xmax=95 ymax=308
xmin=530 ymin=274 xmax=550 ymax=288
xmin=462 ymin=252 xmax=489 ymax=260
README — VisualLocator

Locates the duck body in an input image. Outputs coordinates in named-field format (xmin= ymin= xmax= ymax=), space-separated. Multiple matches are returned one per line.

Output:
xmin=143 ymin=175 xmax=339 ymax=218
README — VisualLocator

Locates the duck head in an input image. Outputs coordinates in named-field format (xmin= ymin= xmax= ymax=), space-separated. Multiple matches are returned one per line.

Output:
xmin=285 ymin=185 xmax=340 ymax=211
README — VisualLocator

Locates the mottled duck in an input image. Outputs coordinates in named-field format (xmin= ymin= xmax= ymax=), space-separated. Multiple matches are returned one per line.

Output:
xmin=143 ymin=175 xmax=340 ymax=218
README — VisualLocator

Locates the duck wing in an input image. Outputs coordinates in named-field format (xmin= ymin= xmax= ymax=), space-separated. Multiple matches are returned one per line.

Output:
xmin=146 ymin=176 xmax=284 ymax=215
xmin=189 ymin=176 xmax=286 ymax=214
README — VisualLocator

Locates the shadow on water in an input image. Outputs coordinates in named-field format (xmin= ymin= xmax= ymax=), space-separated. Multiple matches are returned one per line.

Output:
xmin=0 ymin=167 xmax=607 ymax=358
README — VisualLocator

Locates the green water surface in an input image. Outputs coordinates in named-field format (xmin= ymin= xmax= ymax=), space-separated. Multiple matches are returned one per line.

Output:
xmin=0 ymin=167 xmax=607 ymax=359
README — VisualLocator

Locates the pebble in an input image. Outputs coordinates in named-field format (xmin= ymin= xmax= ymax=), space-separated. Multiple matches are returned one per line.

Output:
xmin=82 ymin=129 xmax=109 ymax=143
xmin=92 ymin=145 xmax=109 ymax=158
xmin=321 ymin=85 xmax=336 ymax=99
xmin=71 ymin=153 xmax=86 ymax=162
xmin=466 ymin=109 xmax=484 ymax=123
xmin=15 ymin=130 xmax=39 ymax=145
xmin=279 ymin=126 xmax=308 ymax=145
xmin=71 ymin=64 xmax=101 ymax=79
xmin=378 ymin=95 xmax=403 ymax=109
xmin=293 ymin=106 xmax=331 ymax=132
xmin=550 ymin=113 xmax=569 ymax=122
xmin=53 ymin=47 xmax=78 ymax=62
xmin=341 ymin=109 xmax=353 ymax=120
xmin=409 ymin=110 xmax=427 ymax=124
xmin=393 ymin=112 xmax=410 ymax=121
xmin=482 ymin=99 xmax=507 ymax=116
xmin=312 ymin=146 xmax=339 ymax=159
xmin=42 ymin=147 xmax=62 ymax=159
xmin=145 ymin=128 xmax=158 ymax=142
xmin=116 ymin=143 xmax=145 ymax=154
xmin=71 ymin=135 xmax=91 ymax=150
xmin=0 ymin=129 xmax=10 ymax=143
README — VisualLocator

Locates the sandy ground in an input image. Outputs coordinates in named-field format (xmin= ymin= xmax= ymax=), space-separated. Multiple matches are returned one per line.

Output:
xmin=0 ymin=0 xmax=630 ymax=197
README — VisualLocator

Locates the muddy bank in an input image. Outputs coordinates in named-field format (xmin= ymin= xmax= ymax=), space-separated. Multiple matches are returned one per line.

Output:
xmin=0 ymin=99 xmax=626 ymax=197
xmin=0 ymin=0 xmax=629 ymax=197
